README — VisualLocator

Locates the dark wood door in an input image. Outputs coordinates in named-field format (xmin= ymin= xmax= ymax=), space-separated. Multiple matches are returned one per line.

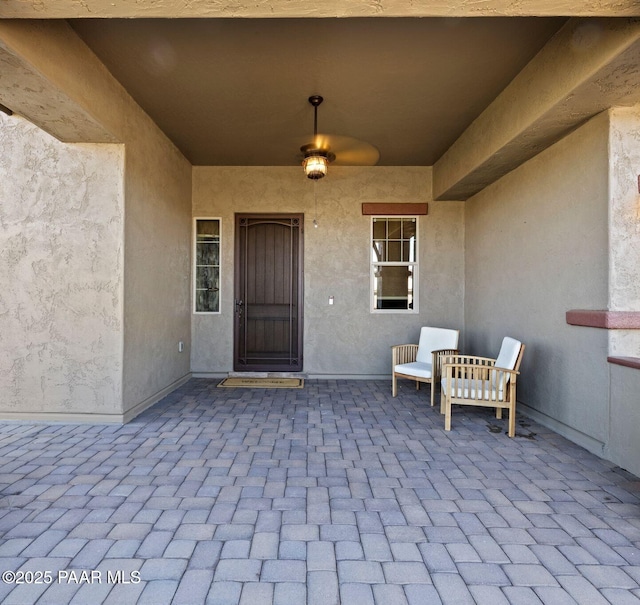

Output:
xmin=234 ymin=214 xmax=303 ymax=372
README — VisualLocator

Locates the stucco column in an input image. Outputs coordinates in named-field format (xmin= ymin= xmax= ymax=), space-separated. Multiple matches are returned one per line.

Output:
xmin=608 ymin=106 xmax=640 ymax=357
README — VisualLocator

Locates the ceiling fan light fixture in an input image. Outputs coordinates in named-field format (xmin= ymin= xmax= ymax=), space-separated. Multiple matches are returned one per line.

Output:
xmin=301 ymin=95 xmax=333 ymax=180
xmin=302 ymin=149 xmax=329 ymax=180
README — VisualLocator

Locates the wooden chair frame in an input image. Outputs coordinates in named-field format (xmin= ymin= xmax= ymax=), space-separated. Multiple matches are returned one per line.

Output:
xmin=392 ymin=345 xmax=459 ymax=407
xmin=441 ymin=344 xmax=525 ymax=437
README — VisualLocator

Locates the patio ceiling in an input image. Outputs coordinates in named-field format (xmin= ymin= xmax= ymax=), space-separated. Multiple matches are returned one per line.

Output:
xmin=67 ymin=17 xmax=566 ymax=167
xmin=1 ymin=3 xmax=640 ymax=198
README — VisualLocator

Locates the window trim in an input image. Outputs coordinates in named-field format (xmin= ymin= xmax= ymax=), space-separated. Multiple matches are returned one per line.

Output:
xmin=370 ymin=215 xmax=419 ymax=314
xmin=193 ymin=217 xmax=222 ymax=315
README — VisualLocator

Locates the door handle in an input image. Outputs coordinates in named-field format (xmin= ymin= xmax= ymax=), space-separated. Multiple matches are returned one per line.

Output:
xmin=235 ymin=299 xmax=244 ymax=314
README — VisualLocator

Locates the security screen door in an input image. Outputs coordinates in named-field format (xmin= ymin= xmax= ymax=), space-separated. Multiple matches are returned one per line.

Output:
xmin=234 ymin=214 xmax=303 ymax=372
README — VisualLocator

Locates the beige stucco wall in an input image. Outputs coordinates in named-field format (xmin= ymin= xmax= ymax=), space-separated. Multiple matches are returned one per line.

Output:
xmin=0 ymin=21 xmax=193 ymax=420
xmin=608 ymin=106 xmax=640 ymax=358
xmin=192 ymin=166 xmax=464 ymax=377
xmin=609 ymin=363 xmax=640 ymax=478
xmin=465 ymin=112 xmax=611 ymax=449
xmin=605 ymin=106 xmax=640 ymax=476
xmin=121 ymin=112 xmax=192 ymax=417
xmin=0 ymin=112 xmax=124 ymax=417
xmin=3 ymin=0 xmax=637 ymax=18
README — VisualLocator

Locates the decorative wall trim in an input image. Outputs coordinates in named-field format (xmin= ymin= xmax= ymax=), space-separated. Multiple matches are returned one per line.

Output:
xmin=362 ymin=203 xmax=428 ymax=215
xmin=566 ymin=309 xmax=640 ymax=329
xmin=608 ymin=356 xmax=640 ymax=370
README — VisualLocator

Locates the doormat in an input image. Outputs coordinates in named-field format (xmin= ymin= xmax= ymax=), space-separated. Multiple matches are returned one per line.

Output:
xmin=217 ymin=377 xmax=304 ymax=389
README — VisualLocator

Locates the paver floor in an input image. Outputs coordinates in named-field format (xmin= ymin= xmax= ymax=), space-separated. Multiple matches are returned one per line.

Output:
xmin=1 ymin=378 xmax=639 ymax=604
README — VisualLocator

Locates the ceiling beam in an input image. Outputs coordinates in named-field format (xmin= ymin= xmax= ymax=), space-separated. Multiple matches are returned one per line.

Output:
xmin=0 ymin=20 xmax=137 ymax=144
xmin=0 ymin=43 xmax=118 ymax=143
xmin=433 ymin=18 xmax=640 ymax=200
xmin=1 ymin=0 xmax=639 ymax=19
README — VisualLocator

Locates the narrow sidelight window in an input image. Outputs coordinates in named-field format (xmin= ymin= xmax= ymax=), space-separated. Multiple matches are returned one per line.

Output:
xmin=194 ymin=218 xmax=221 ymax=313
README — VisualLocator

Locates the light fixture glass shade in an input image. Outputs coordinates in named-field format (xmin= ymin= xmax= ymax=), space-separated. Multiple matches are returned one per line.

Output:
xmin=302 ymin=153 xmax=328 ymax=180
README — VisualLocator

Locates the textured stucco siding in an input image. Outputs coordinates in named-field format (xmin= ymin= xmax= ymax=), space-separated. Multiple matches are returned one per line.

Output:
xmin=604 ymin=107 xmax=640 ymax=477
xmin=609 ymin=363 xmax=640 ymax=478
xmin=608 ymin=106 xmax=640 ymax=359
xmin=121 ymin=115 xmax=193 ymax=416
xmin=2 ymin=0 xmax=637 ymax=18
xmin=0 ymin=113 xmax=124 ymax=415
xmin=465 ymin=112 xmax=611 ymax=447
xmin=0 ymin=21 xmax=193 ymax=419
xmin=191 ymin=166 xmax=464 ymax=377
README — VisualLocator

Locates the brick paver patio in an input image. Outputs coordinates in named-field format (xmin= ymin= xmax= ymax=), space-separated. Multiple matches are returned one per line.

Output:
xmin=1 ymin=378 xmax=639 ymax=604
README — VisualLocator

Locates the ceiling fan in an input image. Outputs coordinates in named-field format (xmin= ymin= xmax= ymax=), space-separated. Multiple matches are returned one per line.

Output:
xmin=299 ymin=95 xmax=379 ymax=179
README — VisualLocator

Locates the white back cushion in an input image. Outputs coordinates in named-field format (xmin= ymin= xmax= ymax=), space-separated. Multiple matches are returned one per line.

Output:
xmin=494 ymin=337 xmax=522 ymax=370
xmin=416 ymin=327 xmax=459 ymax=364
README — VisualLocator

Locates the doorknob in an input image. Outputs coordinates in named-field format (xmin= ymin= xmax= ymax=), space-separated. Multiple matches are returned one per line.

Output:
xmin=235 ymin=299 xmax=244 ymax=314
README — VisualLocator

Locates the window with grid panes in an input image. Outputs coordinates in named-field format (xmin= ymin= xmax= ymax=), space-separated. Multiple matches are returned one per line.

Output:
xmin=371 ymin=217 xmax=418 ymax=313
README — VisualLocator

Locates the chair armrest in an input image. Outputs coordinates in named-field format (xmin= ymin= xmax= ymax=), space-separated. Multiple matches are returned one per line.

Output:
xmin=491 ymin=366 xmax=521 ymax=385
xmin=392 ymin=344 xmax=419 ymax=365
xmin=431 ymin=348 xmax=459 ymax=378
xmin=442 ymin=355 xmax=496 ymax=367
xmin=443 ymin=363 xmax=519 ymax=383
xmin=432 ymin=348 xmax=459 ymax=356
xmin=493 ymin=365 xmax=520 ymax=375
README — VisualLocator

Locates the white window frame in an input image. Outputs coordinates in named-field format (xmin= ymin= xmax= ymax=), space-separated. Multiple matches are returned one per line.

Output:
xmin=370 ymin=216 xmax=419 ymax=314
xmin=193 ymin=217 xmax=221 ymax=315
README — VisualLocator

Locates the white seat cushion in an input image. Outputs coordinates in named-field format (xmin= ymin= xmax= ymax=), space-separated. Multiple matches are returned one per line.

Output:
xmin=441 ymin=378 xmax=504 ymax=400
xmin=395 ymin=361 xmax=433 ymax=379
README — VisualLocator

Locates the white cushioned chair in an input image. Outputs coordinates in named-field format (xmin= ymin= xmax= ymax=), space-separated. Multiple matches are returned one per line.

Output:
xmin=441 ymin=336 xmax=525 ymax=438
xmin=391 ymin=327 xmax=460 ymax=407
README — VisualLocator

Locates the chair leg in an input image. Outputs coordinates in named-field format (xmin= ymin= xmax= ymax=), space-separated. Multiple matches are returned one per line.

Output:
xmin=429 ymin=380 xmax=435 ymax=407
xmin=416 ymin=381 xmax=420 ymax=391
xmin=392 ymin=374 xmax=397 ymax=397
xmin=508 ymin=404 xmax=516 ymax=438
xmin=496 ymin=408 xmax=502 ymax=419
xmin=444 ymin=398 xmax=452 ymax=431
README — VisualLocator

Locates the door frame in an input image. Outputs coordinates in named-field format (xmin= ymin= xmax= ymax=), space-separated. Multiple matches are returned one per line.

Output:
xmin=233 ymin=213 xmax=304 ymax=372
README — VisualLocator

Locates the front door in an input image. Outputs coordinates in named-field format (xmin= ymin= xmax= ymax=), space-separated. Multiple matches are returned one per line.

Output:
xmin=234 ymin=214 xmax=303 ymax=372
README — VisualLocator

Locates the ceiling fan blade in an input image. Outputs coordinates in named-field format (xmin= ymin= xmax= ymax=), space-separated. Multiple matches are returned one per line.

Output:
xmin=330 ymin=140 xmax=380 ymax=166
xmin=294 ymin=133 xmax=380 ymax=166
